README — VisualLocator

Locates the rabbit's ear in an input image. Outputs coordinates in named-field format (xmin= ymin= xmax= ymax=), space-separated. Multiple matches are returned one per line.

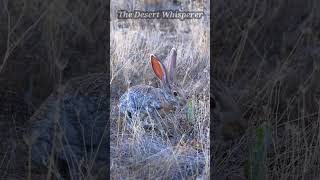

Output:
xmin=151 ymin=54 xmax=169 ymax=85
xmin=167 ymin=48 xmax=177 ymax=82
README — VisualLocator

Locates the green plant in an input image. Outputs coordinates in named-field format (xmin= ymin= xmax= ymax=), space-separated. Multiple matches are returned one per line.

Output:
xmin=187 ymin=99 xmax=193 ymax=122
xmin=245 ymin=122 xmax=271 ymax=180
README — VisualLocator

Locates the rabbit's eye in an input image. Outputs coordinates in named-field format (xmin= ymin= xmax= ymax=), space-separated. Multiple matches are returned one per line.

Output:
xmin=173 ymin=91 xmax=178 ymax=96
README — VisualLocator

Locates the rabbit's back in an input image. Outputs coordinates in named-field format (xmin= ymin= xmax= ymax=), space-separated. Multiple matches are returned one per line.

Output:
xmin=25 ymin=73 xmax=109 ymax=167
xmin=119 ymin=85 xmax=162 ymax=116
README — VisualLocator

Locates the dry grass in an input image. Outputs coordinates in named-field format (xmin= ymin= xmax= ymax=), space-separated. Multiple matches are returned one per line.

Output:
xmin=212 ymin=0 xmax=320 ymax=179
xmin=110 ymin=0 xmax=209 ymax=179
xmin=2 ymin=0 xmax=319 ymax=179
xmin=0 ymin=0 xmax=108 ymax=179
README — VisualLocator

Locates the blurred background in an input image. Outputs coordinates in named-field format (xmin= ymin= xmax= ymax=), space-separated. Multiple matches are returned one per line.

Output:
xmin=0 ymin=0 xmax=108 ymax=178
xmin=212 ymin=0 xmax=320 ymax=180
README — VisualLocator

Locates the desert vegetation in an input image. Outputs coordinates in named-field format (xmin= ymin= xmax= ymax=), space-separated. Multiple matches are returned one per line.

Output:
xmin=0 ymin=0 xmax=108 ymax=179
xmin=212 ymin=0 xmax=320 ymax=179
xmin=0 ymin=0 xmax=209 ymax=179
xmin=110 ymin=0 xmax=209 ymax=179
xmin=1 ymin=0 xmax=319 ymax=179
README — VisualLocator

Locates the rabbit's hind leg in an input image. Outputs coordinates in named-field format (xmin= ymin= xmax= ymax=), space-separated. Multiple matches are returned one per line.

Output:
xmin=124 ymin=111 xmax=148 ymax=132
xmin=123 ymin=111 xmax=135 ymax=130
xmin=143 ymin=110 xmax=169 ymax=136
xmin=125 ymin=111 xmax=133 ymax=127
xmin=140 ymin=109 xmax=156 ymax=131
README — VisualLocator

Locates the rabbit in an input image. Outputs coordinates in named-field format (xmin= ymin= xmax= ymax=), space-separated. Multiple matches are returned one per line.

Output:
xmin=119 ymin=48 xmax=188 ymax=129
xmin=24 ymin=73 xmax=109 ymax=180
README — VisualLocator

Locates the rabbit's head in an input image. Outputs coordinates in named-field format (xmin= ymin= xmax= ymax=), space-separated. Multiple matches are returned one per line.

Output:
xmin=150 ymin=48 xmax=187 ymax=110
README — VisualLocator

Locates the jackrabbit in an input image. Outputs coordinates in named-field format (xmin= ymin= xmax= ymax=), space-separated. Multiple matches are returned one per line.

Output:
xmin=119 ymin=48 xmax=188 ymax=129
xmin=24 ymin=73 xmax=109 ymax=180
